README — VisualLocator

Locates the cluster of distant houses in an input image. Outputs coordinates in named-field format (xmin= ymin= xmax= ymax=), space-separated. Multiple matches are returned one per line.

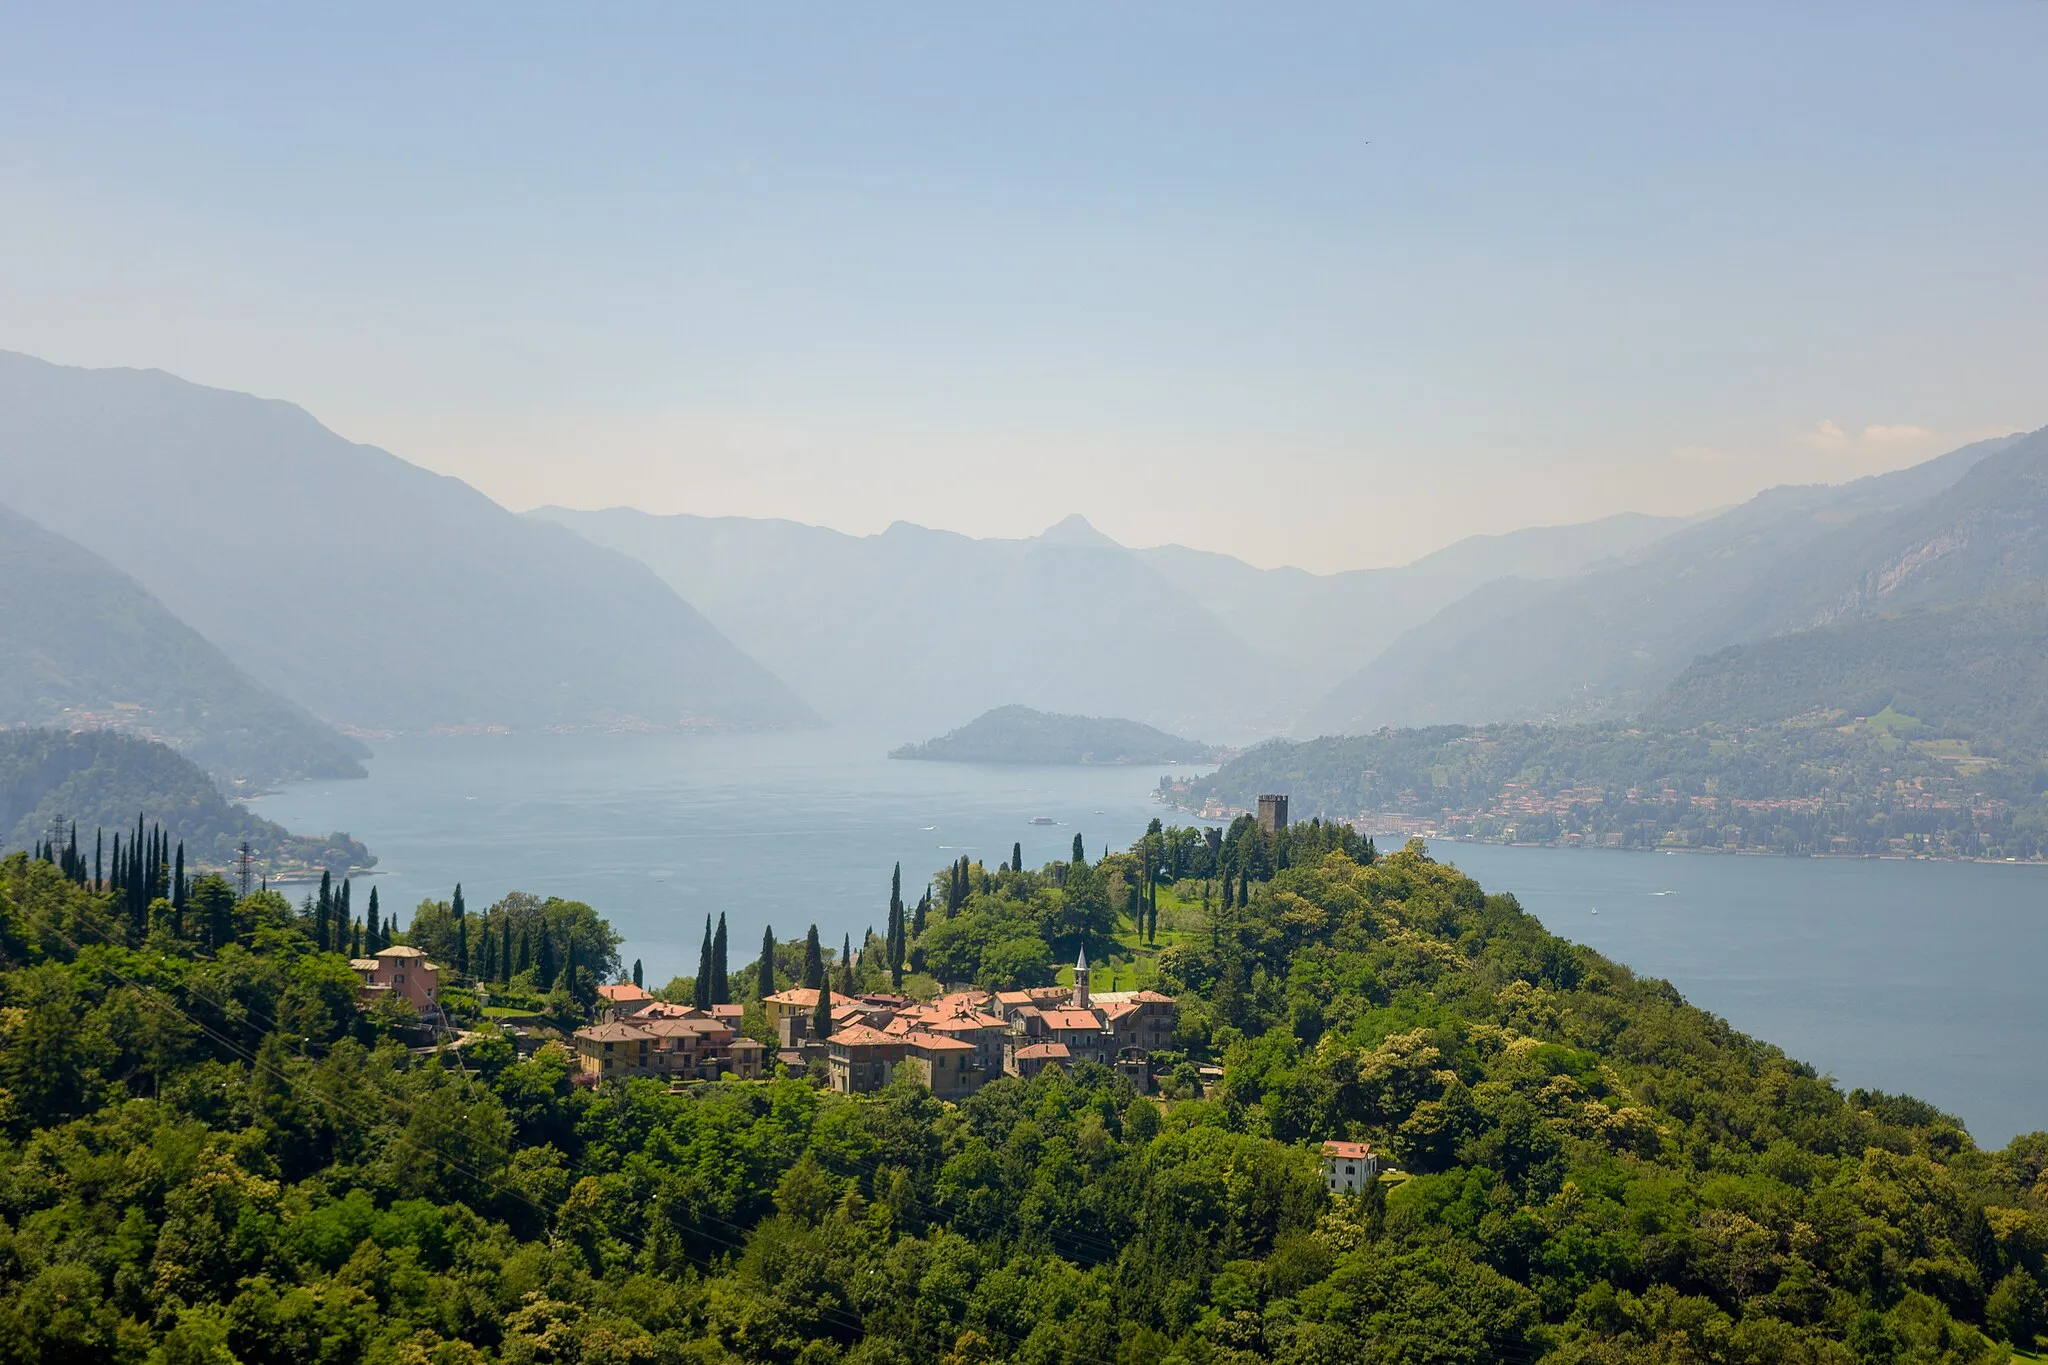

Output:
xmin=348 ymin=928 xmax=1381 ymax=1192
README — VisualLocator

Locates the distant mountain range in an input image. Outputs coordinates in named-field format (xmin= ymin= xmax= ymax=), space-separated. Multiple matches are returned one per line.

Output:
xmin=890 ymin=705 xmax=1218 ymax=765
xmin=0 ymin=351 xmax=812 ymax=736
xmin=0 ymin=502 xmax=367 ymax=788
xmin=1300 ymin=430 xmax=2033 ymax=736
xmin=531 ymin=506 xmax=1693 ymax=740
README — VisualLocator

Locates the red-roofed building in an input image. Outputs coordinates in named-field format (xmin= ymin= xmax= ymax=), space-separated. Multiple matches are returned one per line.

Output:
xmin=573 ymin=1021 xmax=657 ymax=1078
xmin=352 ymin=945 xmax=441 ymax=1017
xmin=1009 ymin=1040 xmax=1071 ymax=1080
xmin=1321 ymin=1140 xmax=1380 ymax=1194
xmin=902 ymin=1032 xmax=978 ymax=1098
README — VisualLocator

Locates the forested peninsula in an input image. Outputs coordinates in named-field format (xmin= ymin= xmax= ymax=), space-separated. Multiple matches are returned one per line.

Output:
xmin=2 ymin=810 xmax=2044 ymax=1363
xmin=0 ymin=728 xmax=370 ymax=875
xmin=891 ymin=705 xmax=1218 ymax=765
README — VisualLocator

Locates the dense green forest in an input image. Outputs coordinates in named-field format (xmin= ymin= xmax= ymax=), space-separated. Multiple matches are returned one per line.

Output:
xmin=891 ymin=706 xmax=1218 ymax=766
xmin=3 ymin=817 xmax=2044 ymax=1363
xmin=1190 ymin=720 xmax=2048 ymax=859
xmin=0 ymin=728 xmax=371 ymax=876
xmin=1648 ymin=589 xmax=2048 ymax=759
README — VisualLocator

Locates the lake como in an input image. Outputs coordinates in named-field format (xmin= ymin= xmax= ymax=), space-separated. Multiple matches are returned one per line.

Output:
xmin=253 ymin=729 xmax=2048 ymax=1146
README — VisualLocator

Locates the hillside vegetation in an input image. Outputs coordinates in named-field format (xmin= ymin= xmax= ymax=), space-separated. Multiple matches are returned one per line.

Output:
xmin=2 ymin=832 xmax=2044 ymax=1362
xmin=890 ymin=705 xmax=1218 ymax=765
xmin=1649 ymin=589 xmax=2048 ymax=756
xmin=0 ymin=503 xmax=367 ymax=786
xmin=0 ymin=728 xmax=369 ymax=875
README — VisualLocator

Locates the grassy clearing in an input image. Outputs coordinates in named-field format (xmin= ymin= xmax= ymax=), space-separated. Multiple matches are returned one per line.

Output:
xmin=1053 ymin=880 xmax=1216 ymax=992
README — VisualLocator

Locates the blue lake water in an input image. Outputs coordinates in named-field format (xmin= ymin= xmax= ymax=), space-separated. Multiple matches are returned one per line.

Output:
xmin=252 ymin=730 xmax=2048 ymax=1146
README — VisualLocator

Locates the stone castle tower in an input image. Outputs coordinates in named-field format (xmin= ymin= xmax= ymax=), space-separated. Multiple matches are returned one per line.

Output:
xmin=1073 ymin=945 xmax=1091 ymax=1009
xmin=1258 ymin=794 xmax=1290 ymax=834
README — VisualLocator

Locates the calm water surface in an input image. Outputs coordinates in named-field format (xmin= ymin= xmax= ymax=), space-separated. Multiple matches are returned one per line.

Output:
xmin=253 ymin=731 xmax=2048 ymax=1145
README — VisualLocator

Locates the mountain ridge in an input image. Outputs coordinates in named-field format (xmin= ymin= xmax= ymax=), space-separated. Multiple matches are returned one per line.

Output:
xmin=0 ymin=351 xmax=813 ymax=734
xmin=0 ymin=501 xmax=369 ymax=787
xmin=1299 ymin=430 xmax=2030 ymax=735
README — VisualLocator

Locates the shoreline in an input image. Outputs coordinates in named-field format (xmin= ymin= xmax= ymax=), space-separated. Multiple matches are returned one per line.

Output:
xmin=1163 ymin=801 xmax=2048 ymax=868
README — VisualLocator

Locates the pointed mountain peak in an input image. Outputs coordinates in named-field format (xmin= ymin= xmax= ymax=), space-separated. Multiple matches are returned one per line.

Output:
xmin=1037 ymin=513 xmax=1121 ymax=549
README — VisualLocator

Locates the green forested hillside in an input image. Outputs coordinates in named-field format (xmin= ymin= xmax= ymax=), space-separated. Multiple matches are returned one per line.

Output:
xmin=1650 ymin=590 xmax=2048 ymax=756
xmin=2 ymin=833 xmax=2043 ymax=1363
xmin=0 ymin=503 xmax=368 ymax=786
xmin=891 ymin=705 xmax=1218 ymax=765
xmin=0 ymin=728 xmax=370 ymax=875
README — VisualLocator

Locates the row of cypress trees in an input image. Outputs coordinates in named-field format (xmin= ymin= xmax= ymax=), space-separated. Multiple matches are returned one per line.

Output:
xmin=32 ymin=815 xmax=191 ymax=943
xmin=693 ymin=912 xmax=730 ymax=1008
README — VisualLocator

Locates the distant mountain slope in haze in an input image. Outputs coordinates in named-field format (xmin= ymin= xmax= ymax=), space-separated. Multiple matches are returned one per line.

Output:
xmin=0 ymin=503 xmax=367 ymax=786
xmin=1647 ymin=588 xmax=2048 ymax=756
xmin=1299 ymin=431 xmax=2027 ymax=735
xmin=531 ymin=507 xmax=1280 ymax=739
xmin=890 ymin=704 xmax=1218 ymax=765
xmin=1134 ymin=511 xmax=1698 ymax=693
xmin=0 ymin=352 xmax=811 ymax=732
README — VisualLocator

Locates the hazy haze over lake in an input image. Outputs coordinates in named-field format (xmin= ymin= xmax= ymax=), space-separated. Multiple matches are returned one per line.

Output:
xmin=253 ymin=731 xmax=2048 ymax=1145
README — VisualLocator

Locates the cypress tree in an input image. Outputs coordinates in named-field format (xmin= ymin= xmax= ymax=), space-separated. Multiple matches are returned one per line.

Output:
xmin=912 ymin=889 xmax=928 ymax=938
xmin=351 ymin=920 xmax=364 ymax=957
xmin=316 ymin=871 xmax=333 ymax=953
xmin=712 ymin=913 xmax=730 ymax=1004
xmin=502 ymin=918 xmax=514 ymax=983
xmin=1072 ymin=833 xmax=1085 ymax=866
xmin=517 ymin=927 xmax=532 ymax=976
xmin=172 ymin=842 xmax=186 ymax=912
xmin=367 ymin=887 xmax=382 ymax=951
xmin=94 ymin=829 xmax=102 ymax=890
xmin=839 ymin=932 xmax=854 ymax=993
xmin=453 ymin=884 xmax=469 ymax=974
xmin=885 ymin=898 xmax=901 ymax=980
xmin=696 ymin=916 xmax=713 ymax=1010
xmin=1013 ymin=842 xmax=1023 ymax=877
xmin=758 ymin=924 xmax=776 ymax=998
xmin=633 ymin=958 xmax=644 ymax=989
xmin=803 ymin=924 xmax=823 ymax=990
xmin=538 ymin=929 xmax=556 ymax=990
xmin=339 ymin=879 xmax=353 ymax=950
xmin=480 ymin=922 xmax=497 ymax=982
xmin=813 ymin=978 xmax=832 ymax=1040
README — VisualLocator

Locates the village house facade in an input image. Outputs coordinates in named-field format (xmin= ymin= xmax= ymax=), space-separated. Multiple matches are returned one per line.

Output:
xmin=1321 ymin=1140 xmax=1380 ymax=1194
xmin=351 ymin=945 xmax=441 ymax=1017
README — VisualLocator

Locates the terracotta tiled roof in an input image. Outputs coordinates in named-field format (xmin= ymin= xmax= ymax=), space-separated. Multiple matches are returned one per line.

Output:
xmin=828 ymin=1025 xmax=902 ymax=1049
xmin=576 ymin=1022 xmax=656 ymax=1043
xmin=1039 ymin=1009 xmax=1105 ymax=1032
xmin=349 ymin=958 xmax=379 ymax=971
xmin=906 ymin=1032 xmax=973 ymax=1052
xmin=598 ymin=983 xmax=652 ymax=1002
xmin=629 ymin=1001 xmax=699 ymax=1020
xmin=1013 ymin=1042 xmax=1072 ymax=1061
xmin=709 ymin=1004 xmax=744 ymax=1020
xmin=376 ymin=945 xmax=427 ymax=958
xmin=643 ymin=1018 xmax=733 ymax=1039
xmin=729 ymin=1037 xmax=766 ymax=1051
xmin=1322 ymin=1140 xmax=1375 ymax=1159
xmin=765 ymin=988 xmax=830 ymax=1007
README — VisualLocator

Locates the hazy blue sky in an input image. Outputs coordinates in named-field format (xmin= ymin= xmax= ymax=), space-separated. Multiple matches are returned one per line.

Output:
xmin=2 ymin=4 xmax=2042 ymax=570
